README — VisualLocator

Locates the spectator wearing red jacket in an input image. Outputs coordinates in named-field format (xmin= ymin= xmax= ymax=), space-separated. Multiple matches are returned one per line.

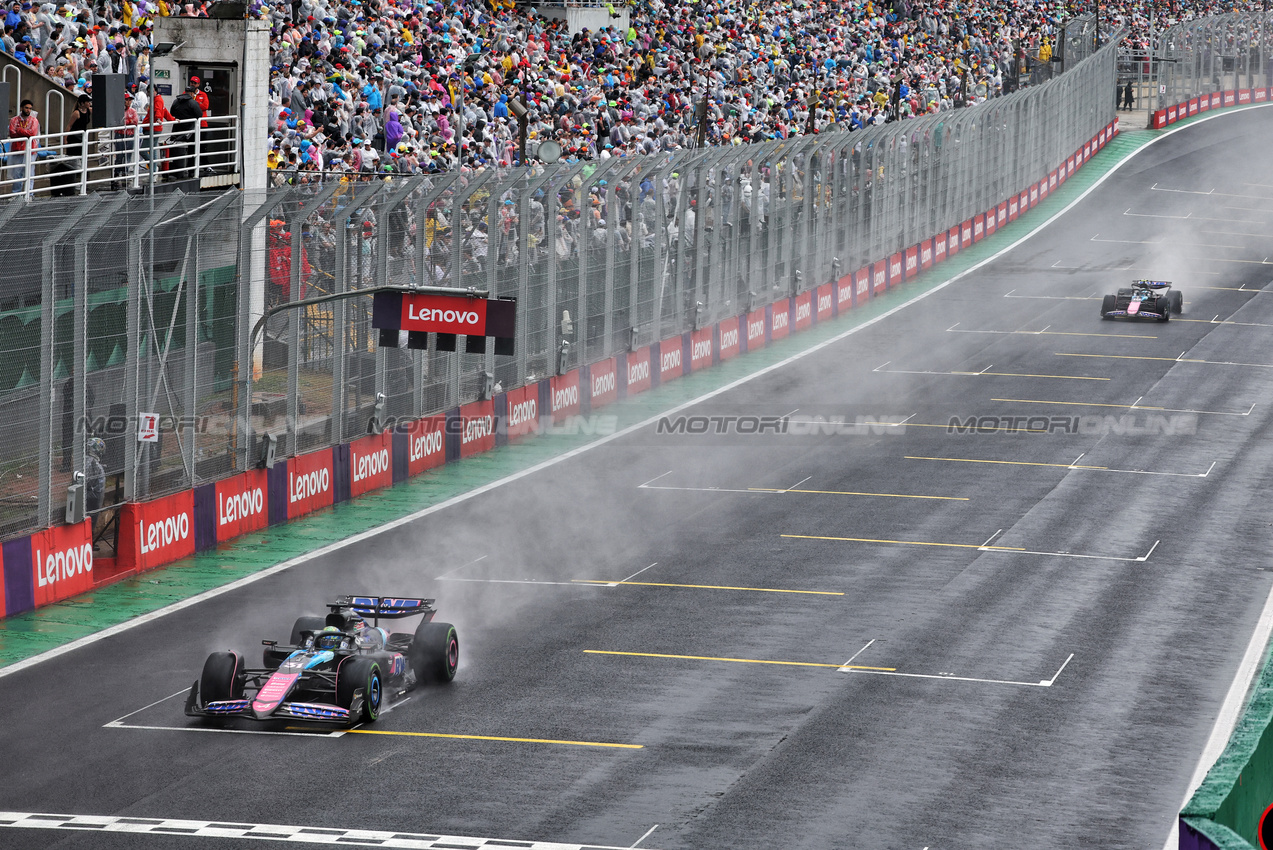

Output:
xmin=8 ymin=98 xmax=40 ymax=195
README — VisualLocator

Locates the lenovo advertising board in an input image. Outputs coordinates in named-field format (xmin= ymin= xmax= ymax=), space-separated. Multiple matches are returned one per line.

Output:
xmin=214 ymin=468 xmax=269 ymax=543
xmin=349 ymin=432 xmax=393 ymax=498
xmin=458 ymin=399 xmax=496 ymax=458
xmin=589 ymin=358 xmax=619 ymax=407
xmin=719 ymin=317 xmax=741 ymax=360
xmin=30 ymin=519 xmax=94 ymax=608
xmin=118 ymin=490 xmax=196 ymax=574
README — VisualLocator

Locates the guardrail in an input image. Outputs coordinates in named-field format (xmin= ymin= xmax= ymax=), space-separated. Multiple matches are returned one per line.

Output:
xmin=4 ymin=114 xmax=240 ymax=199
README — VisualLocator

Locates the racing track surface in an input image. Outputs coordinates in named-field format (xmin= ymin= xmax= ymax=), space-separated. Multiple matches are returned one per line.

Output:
xmin=6 ymin=110 xmax=1273 ymax=850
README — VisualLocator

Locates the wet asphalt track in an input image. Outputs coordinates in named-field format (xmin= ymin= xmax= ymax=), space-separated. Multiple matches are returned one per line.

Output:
xmin=6 ymin=109 xmax=1273 ymax=850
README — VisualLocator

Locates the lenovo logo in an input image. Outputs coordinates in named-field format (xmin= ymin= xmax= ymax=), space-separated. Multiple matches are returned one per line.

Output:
xmin=219 ymin=487 xmax=264 ymax=526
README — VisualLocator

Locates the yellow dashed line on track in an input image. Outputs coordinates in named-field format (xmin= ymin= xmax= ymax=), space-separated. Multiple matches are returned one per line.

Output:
xmin=746 ymin=487 xmax=969 ymax=500
xmin=572 ymin=580 xmax=843 ymax=596
xmin=780 ymin=533 xmax=1025 ymax=551
xmin=904 ymin=456 xmax=1107 ymax=470
xmin=583 ymin=649 xmax=895 ymax=671
xmin=346 ymin=729 xmax=643 ymax=749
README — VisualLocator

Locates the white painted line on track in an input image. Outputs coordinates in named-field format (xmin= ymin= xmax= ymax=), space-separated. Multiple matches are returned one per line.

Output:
xmin=630 ymin=824 xmax=660 ymax=848
xmin=434 ymin=554 xmax=487 ymax=580
xmin=107 ymin=689 xmax=188 ymax=725
xmin=5 ymin=103 xmax=1266 ymax=683
xmin=0 ymin=812 xmax=649 ymax=849
xmin=1162 ymin=579 xmax=1273 ymax=850
xmin=840 ymin=653 xmax=1075 ymax=688
xmin=638 ymin=470 xmax=674 ymax=488
xmin=611 ymin=562 xmax=658 ymax=587
xmin=436 ymin=577 xmax=597 ymax=588
xmin=838 ymin=639 xmax=877 ymax=672
xmin=106 ymin=722 xmax=343 ymax=738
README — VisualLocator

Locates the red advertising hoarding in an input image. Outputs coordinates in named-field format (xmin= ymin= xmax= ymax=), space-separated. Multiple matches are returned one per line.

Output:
xmin=31 ymin=519 xmax=94 ymax=608
xmin=690 ymin=327 xmax=714 ymax=371
xmin=904 ymin=246 xmax=919 ymax=279
xmin=214 ymin=468 xmax=268 ymax=543
xmin=550 ymin=370 xmax=582 ymax=422
xmin=792 ymin=292 xmax=813 ymax=331
xmin=947 ymin=226 xmax=960 ymax=258
xmin=718 ymin=317 xmax=741 ymax=360
xmin=984 ymin=210 xmax=996 ymax=237
xmin=920 ymin=240 xmax=933 ymax=270
xmin=458 ymin=399 xmax=496 ymax=458
xmin=118 ymin=490 xmax=196 ymax=574
xmin=935 ymin=231 xmax=948 ymax=261
xmin=659 ymin=336 xmax=685 ymax=379
xmin=286 ymin=447 xmax=335 ymax=519
xmin=770 ymin=300 xmax=791 ymax=340
xmin=349 ymin=431 xmax=393 ymax=498
xmin=961 ymin=220 xmax=973 ymax=247
xmin=589 ymin=357 xmax=619 ymax=408
xmin=745 ymin=309 xmax=767 ymax=351
xmin=404 ymin=415 xmax=446 ymax=472
xmin=888 ymin=252 xmax=904 ymax=288
xmin=398 ymin=293 xmax=488 ymax=335
xmin=972 ymin=216 xmax=985 ymax=243
xmin=873 ymin=260 xmax=889 ymax=294
xmin=855 ymin=267 xmax=871 ymax=303
xmin=1009 ymin=195 xmax=1019 ymax=221
xmin=627 ymin=347 xmax=653 ymax=395
xmin=816 ymin=284 xmax=834 ymax=321
xmin=504 ymin=386 xmax=538 ymax=441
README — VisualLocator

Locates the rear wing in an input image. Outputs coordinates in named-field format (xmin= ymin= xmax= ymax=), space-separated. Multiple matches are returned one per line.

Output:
xmin=329 ymin=596 xmax=436 ymax=623
xmin=1132 ymin=279 xmax=1172 ymax=289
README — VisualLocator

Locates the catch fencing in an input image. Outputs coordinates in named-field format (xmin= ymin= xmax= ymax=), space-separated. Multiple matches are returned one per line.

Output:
xmin=0 ymin=39 xmax=1118 ymax=547
xmin=1115 ymin=10 xmax=1273 ymax=117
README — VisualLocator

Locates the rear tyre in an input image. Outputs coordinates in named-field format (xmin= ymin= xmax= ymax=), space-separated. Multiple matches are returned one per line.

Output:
xmin=200 ymin=651 xmax=244 ymax=703
xmin=1100 ymin=294 xmax=1116 ymax=319
xmin=289 ymin=615 xmax=326 ymax=647
xmin=337 ymin=657 xmax=382 ymax=723
xmin=1170 ymin=290 xmax=1183 ymax=315
xmin=410 ymin=622 xmax=459 ymax=684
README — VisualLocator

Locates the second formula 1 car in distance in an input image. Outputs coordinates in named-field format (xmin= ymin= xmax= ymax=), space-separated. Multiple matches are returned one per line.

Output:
xmin=1100 ymin=279 xmax=1183 ymax=321
xmin=185 ymin=595 xmax=459 ymax=727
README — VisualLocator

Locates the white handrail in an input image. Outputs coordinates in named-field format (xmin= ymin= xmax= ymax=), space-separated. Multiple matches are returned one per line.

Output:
xmin=4 ymin=114 xmax=239 ymax=199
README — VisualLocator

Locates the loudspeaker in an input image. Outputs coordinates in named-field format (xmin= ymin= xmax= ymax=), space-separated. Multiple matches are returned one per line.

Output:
xmin=91 ymin=73 xmax=127 ymax=128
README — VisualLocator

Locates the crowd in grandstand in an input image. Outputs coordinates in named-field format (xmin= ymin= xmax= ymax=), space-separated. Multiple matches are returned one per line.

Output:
xmin=0 ymin=0 xmax=1246 ymax=179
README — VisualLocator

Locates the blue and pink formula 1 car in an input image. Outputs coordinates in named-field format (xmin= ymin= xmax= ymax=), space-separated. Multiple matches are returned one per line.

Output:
xmin=185 ymin=596 xmax=458 ymax=727
xmin=1100 ymin=280 xmax=1184 ymax=321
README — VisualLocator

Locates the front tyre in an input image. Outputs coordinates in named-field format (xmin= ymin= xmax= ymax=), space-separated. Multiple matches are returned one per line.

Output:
xmin=1100 ymin=294 xmax=1116 ymax=319
xmin=337 ymin=657 xmax=382 ymax=723
xmin=411 ymin=622 xmax=459 ymax=684
xmin=200 ymin=651 xmax=244 ymax=703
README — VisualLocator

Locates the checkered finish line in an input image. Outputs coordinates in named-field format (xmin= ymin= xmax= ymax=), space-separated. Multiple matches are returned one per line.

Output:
xmin=0 ymin=812 xmax=652 ymax=849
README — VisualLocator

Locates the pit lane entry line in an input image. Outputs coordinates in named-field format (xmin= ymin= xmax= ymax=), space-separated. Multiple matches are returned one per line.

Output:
xmin=782 ymin=533 xmax=1161 ymax=562
xmin=0 ymin=812 xmax=650 ymax=849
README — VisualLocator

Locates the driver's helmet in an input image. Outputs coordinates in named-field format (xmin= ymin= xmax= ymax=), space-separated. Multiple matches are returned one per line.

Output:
xmin=315 ymin=625 xmax=345 ymax=651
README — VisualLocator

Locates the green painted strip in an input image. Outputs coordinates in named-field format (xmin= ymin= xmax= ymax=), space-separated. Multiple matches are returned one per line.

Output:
xmin=0 ymin=122 xmax=1167 ymax=669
